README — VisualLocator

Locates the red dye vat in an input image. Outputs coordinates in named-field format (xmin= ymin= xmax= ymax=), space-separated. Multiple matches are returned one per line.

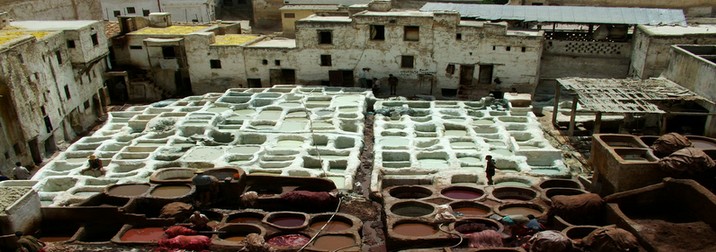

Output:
xmin=267 ymin=233 xmax=310 ymax=247
xmin=120 ymin=227 xmax=167 ymax=242
xmin=442 ymin=188 xmax=483 ymax=199
xmin=270 ymin=217 xmax=305 ymax=227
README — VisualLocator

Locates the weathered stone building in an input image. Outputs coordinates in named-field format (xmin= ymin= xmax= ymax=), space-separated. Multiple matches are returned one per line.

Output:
xmin=629 ymin=25 xmax=716 ymax=79
xmin=0 ymin=14 xmax=109 ymax=173
xmin=0 ymin=0 xmax=102 ymax=21
xmin=279 ymin=0 xmax=371 ymax=37
xmin=100 ymin=0 xmax=218 ymax=22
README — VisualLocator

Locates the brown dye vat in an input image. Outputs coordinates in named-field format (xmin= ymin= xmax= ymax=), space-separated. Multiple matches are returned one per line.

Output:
xmin=393 ymin=222 xmax=437 ymax=237
xmin=150 ymin=185 xmax=192 ymax=198
xmin=451 ymin=201 xmax=492 ymax=217
xmin=266 ymin=212 xmax=307 ymax=229
xmin=500 ymin=206 xmax=542 ymax=216
xmin=223 ymin=236 xmax=246 ymax=242
xmin=453 ymin=218 xmax=502 ymax=234
xmin=310 ymin=220 xmax=352 ymax=232
xmin=690 ymin=139 xmax=716 ymax=149
xmin=227 ymin=212 xmax=264 ymax=224
xmin=599 ymin=135 xmax=645 ymax=148
xmin=107 ymin=184 xmax=150 ymax=197
xmin=563 ymin=226 xmax=599 ymax=243
xmin=228 ymin=217 xmax=263 ymax=224
xmin=441 ymin=186 xmax=484 ymax=200
xmin=120 ymin=227 xmax=166 ymax=242
xmin=312 ymin=235 xmax=356 ymax=251
xmin=390 ymin=201 xmax=435 ymax=217
xmin=218 ymin=224 xmax=263 ymax=244
xmin=543 ymin=188 xmax=586 ymax=203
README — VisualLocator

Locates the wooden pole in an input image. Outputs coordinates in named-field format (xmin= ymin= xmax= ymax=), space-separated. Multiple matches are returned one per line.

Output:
xmin=594 ymin=111 xmax=602 ymax=134
xmin=552 ymin=83 xmax=561 ymax=127
xmin=568 ymin=95 xmax=578 ymax=137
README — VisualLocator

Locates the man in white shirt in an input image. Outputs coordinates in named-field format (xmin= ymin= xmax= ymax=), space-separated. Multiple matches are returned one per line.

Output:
xmin=13 ymin=162 xmax=30 ymax=180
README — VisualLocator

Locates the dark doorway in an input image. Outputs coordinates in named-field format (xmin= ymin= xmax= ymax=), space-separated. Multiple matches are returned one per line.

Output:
xmin=478 ymin=64 xmax=494 ymax=84
xmin=247 ymin=78 xmax=261 ymax=88
xmin=174 ymin=72 xmax=193 ymax=97
xmin=44 ymin=134 xmax=57 ymax=156
xmin=269 ymin=69 xmax=296 ymax=85
xmin=459 ymin=65 xmax=474 ymax=87
xmin=329 ymin=70 xmax=354 ymax=87
xmin=28 ymin=138 xmax=42 ymax=164
xmin=106 ymin=77 xmax=128 ymax=104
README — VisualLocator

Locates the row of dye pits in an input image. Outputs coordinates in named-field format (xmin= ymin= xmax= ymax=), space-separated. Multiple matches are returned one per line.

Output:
xmin=37 ymin=211 xmax=362 ymax=251
xmin=381 ymin=179 xmax=588 ymax=248
xmin=598 ymin=134 xmax=716 ymax=162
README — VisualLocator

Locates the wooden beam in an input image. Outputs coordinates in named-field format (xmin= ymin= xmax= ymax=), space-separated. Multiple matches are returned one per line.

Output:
xmin=568 ymin=95 xmax=578 ymax=137
xmin=552 ymin=83 xmax=561 ymax=127
xmin=594 ymin=112 xmax=602 ymax=134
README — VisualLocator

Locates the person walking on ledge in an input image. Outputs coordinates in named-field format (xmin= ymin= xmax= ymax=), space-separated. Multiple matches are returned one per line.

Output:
xmin=388 ymin=74 xmax=398 ymax=96
xmin=485 ymin=155 xmax=496 ymax=185
xmin=12 ymin=162 xmax=30 ymax=180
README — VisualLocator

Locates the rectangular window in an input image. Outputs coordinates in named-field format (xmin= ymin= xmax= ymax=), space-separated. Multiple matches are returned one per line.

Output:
xmin=91 ymin=34 xmax=99 ymax=46
xmin=506 ymin=46 xmax=511 ymax=51
xmin=40 ymin=106 xmax=47 ymax=116
xmin=88 ymin=72 xmax=92 ymax=82
xmin=64 ymin=85 xmax=71 ymax=99
xmin=129 ymin=45 xmax=142 ymax=50
xmin=370 ymin=25 xmax=385 ymax=40
xmin=456 ymin=33 xmax=462 ymax=40
xmin=113 ymin=10 xmax=121 ymax=17
xmin=318 ymin=31 xmax=332 ymax=44
xmin=143 ymin=9 xmax=150 ymax=16
xmin=521 ymin=47 xmax=526 ymax=52
xmin=210 ymin=59 xmax=222 ymax=69
xmin=127 ymin=7 xmax=136 ymax=14
xmin=262 ymin=59 xmax=268 ymax=65
xmin=404 ymin=26 xmax=419 ymax=41
xmin=284 ymin=13 xmax=295 ymax=18
xmin=401 ymin=55 xmax=414 ymax=68
xmin=162 ymin=46 xmax=176 ymax=59
xmin=224 ymin=0 xmax=233 ymax=6
xmin=55 ymin=50 xmax=62 ymax=64
xmin=84 ymin=100 xmax=91 ymax=110
xmin=44 ymin=115 xmax=53 ymax=133
xmin=17 ymin=54 xmax=23 ymax=63
xmin=320 ymin=55 xmax=332 ymax=66
xmin=13 ymin=143 xmax=21 ymax=155
xmin=275 ymin=60 xmax=281 ymax=66
xmin=67 ymin=40 xmax=76 ymax=48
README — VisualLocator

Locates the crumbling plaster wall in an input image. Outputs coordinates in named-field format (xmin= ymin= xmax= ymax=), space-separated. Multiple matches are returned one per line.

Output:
xmin=184 ymin=33 xmax=251 ymax=93
xmin=630 ymin=27 xmax=716 ymax=79
xmin=100 ymin=0 xmax=159 ymax=21
xmin=244 ymin=46 xmax=299 ymax=86
xmin=252 ymin=0 xmax=283 ymax=29
xmin=0 ymin=0 xmax=101 ymax=20
xmin=540 ymin=39 xmax=631 ymax=86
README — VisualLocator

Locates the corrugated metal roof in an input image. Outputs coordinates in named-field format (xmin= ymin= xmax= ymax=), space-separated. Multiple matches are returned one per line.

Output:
xmin=283 ymin=0 xmax=371 ymax=6
xmin=420 ymin=3 xmax=687 ymax=26
xmin=280 ymin=4 xmax=341 ymax=10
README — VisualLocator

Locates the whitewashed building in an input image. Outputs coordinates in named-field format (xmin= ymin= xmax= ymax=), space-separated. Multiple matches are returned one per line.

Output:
xmin=0 ymin=13 xmax=109 ymax=171
xmin=101 ymin=0 xmax=217 ymax=23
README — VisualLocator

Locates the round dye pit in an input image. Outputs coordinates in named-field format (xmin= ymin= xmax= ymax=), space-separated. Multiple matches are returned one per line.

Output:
xmin=311 ymin=235 xmax=357 ymax=251
xmin=266 ymin=233 xmax=311 ymax=247
xmin=218 ymin=224 xmax=263 ymax=244
xmin=450 ymin=202 xmax=492 ymax=217
xmin=106 ymin=184 xmax=150 ymax=197
xmin=149 ymin=185 xmax=192 ymax=198
xmin=492 ymin=187 xmax=538 ymax=201
xmin=205 ymin=168 xmax=241 ymax=180
xmin=120 ymin=227 xmax=166 ymax=242
xmin=563 ymin=225 xmax=599 ymax=242
xmin=309 ymin=215 xmax=354 ymax=232
xmin=266 ymin=212 xmax=307 ymax=229
xmin=390 ymin=201 xmax=435 ymax=217
xmin=388 ymin=186 xmax=433 ymax=199
xmin=417 ymin=159 xmax=449 ymax=169
xmin=441 ymin=186 xmax=484 ymax=200
xmin=494 ymin=177 xmax=532 ymax=187
xmin=497 ymin=203 xmax=545 ymax=217
xmin=276 ymin=140 xmax=304 ymax=148
xmin=453 ymin=218 xmax=503 ymax=234
xmin=538 ymin=179 xmax=582 ymax=190
xmin=393 ymin=222 xmax=437 ymax=237
xmin=227 ymin=212 xmax=264 ymax=224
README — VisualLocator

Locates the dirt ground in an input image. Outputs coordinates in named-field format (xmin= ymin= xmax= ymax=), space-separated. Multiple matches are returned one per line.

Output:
xmin=633 ymin=219 xmax=716 ymax=252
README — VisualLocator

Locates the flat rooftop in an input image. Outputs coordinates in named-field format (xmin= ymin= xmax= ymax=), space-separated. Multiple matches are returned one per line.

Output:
xmin=639 ymin=24 xmax=716 ymax=36
xmin=213 ymin=34 xmax=260 ymax=46
xmin=0 ymin=28 xmax=50 ymax=47
xmin=10 ymin=20 xmax=97 ymax=31
xmin=248 ymin=38 xmax=296 ymax=48
xmin=130 ymin=25 xmax=211 ymax=35
xmin=300 ymin=15 xmax=352 ymax=23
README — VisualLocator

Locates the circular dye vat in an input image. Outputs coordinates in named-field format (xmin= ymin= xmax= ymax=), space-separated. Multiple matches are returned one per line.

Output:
xmin=150 ymin=185 xmax=192 ymax=198
xmin=563 ymin=226 xmax=599 ymax=242
xmin=205 ymin=168 xmax=240 ymax=180
xmin=538 ymin=179 xmax=582 ymax=190
xmin=276 ymin=140 xmax=304 ymax=148
xmin=120 ymin=227 xmax=166 ymax=242
xmin=388 ymin=186 xmax=433 ymax=199
xmin=266 ymin=212 xmax=307 ymax=229
xmin=492 ymin=187 xmax=538 ymax=201
xmin=107 ymin=184 xmax=150 ymax=197
xmin=393 ymin=222 xmax=437 ymax=237
xmin=311 ymin=235 xmax=356 ymax=251
xmin=453 ymin=218 xmax=503 ymax=234
xmin=497 ymin=203 xmax=545 ymax=217
xmin=266 ymin=233 xmax=311 ymax=247
xmin=223 ymin=236 xmax=246 ymax=242
xmin=543 ymin=188 xmax=587 ymax=203
xmin=450 ymin=202 xmax=492 ymax=217
xmin=441 ymin=186 xmax=484 ymax=200
xmin=390 ymin=201 xmax=435 ymax=217
xmin=218 ymin=224 xmax=263 ymax=243
xmin=228 ymin=212 xmax=264 ymax=224
xmin=310 ymin=220 xmax=352 ymax=232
